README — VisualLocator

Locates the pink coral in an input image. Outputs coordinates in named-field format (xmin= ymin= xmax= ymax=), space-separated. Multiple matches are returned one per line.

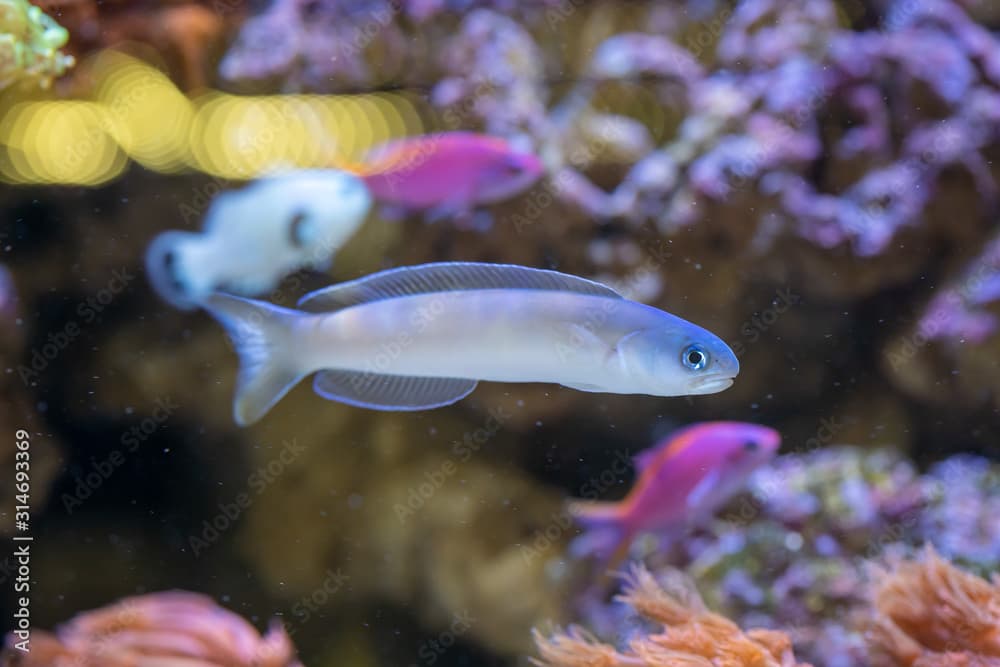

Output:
xmin=1 ymin=591 xmax=302 ymax=667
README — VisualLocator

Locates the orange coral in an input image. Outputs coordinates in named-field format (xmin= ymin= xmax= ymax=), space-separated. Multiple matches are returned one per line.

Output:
xmin=867 ymin=545 xmax=1000 ymax=667
xmin=533 ymin=565 xmax=812 ymax=667
xmin=1 ymin=591 xmax=302 ymax=667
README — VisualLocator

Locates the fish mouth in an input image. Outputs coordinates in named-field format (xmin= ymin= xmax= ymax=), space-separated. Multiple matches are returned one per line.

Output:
xmin=690 ymin=376 xmax=735 ymax=394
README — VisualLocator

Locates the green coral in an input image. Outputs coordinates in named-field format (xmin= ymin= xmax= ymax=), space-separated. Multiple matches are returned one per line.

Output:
xmin=0 ymin=0 xmax=74 ymax=90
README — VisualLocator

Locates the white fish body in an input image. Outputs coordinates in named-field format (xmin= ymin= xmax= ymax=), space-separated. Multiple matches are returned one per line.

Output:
xmin=203 ymin=262 xmax=740 ymax=425
xmin=146 ymin=169 xmax=372 ymax=309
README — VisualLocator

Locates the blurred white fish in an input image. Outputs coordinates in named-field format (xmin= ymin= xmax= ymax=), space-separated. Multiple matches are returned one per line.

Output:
xmin=146 ymin=170 xmax=372 ymax=310
xmin=202 ymin=262 xmax=740 ymax=425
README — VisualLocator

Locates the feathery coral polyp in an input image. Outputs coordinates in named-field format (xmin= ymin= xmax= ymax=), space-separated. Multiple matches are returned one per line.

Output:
xmin=868 ymin=546 xmax=1000 ymax=666
xmin=1 ymin=591 xmax=302 ymax=667
xmin=534 ymin=565 xmax=811 ymax=667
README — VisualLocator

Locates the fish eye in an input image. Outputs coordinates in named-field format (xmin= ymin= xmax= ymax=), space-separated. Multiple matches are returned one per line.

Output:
xmin=681 ymin=344 xmax=709 ymax=371
xmin=163 ymin=250 xmax=186 ymax=292
xmin=288 ymin=210 xmax=310 ymax=248
xmin=743 ymin=440 xmax=759 ymax=452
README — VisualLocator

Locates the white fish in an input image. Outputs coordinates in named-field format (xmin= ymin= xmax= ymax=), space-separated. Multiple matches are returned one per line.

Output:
xmin=146 ymin=170 xmax=372 ymax=310
xmin=203 ymin=262 xmax=739 ymax=425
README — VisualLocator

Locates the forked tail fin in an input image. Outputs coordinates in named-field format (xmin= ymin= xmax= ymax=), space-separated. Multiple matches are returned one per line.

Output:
xmin=202 ymin=293 xmax=308 ymax=426
xmin=145 ymin=230 xmax=212 ymax=310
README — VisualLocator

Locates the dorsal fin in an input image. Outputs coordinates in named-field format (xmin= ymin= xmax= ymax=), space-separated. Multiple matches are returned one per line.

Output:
xmin=635 ymin=424 xmax=706 ymax=474
xmin=633 ymin=448 xmax=660 ymax=474
xmin=297 ymin=262 xmax=623 ymax=313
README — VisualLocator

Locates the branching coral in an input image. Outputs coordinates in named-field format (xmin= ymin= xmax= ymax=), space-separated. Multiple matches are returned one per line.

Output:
xmin=433 ymin=0 xmax=1000 ymax=262
xmin=0 ymin=0 xmax=74 ymax=90
xmin=533 ymin=564 xmax=811 ymax=667
xmin=219 ymin=0 xmax=569 ymax=91
xmin=867 ymin=546 xmax=1000 ymax=666
xmin=219 ymin=0 xmax=412 ymax=91
xmin=218 ymin=0 xmax=1000 ymax=304
xmin=1 ymin=591 xmax=303 ymax=667
xmin=883 ymin=230 xmax=1000 ymax=410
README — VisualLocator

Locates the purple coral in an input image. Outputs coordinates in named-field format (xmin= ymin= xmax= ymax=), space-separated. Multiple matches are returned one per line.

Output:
xmin=420 ymin=0 xmax=1000 ymax=257
xmin=916 ymin=231 xmax=1000 ymax=344
xmin=220 ymin=0 xmax=408 ymax=90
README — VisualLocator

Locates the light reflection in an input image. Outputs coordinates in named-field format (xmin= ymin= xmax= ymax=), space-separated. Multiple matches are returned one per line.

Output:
xmin=0 ymin=50 xmax=426 ymax=185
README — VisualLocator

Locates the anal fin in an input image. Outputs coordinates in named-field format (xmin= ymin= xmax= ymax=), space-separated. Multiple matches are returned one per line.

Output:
xmin=313 ymin=370 xmax=477 ymax=411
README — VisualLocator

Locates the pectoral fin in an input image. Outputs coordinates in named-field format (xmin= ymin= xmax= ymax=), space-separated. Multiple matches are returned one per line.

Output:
xmin=686 ymin=467 xmax=722 ymax=511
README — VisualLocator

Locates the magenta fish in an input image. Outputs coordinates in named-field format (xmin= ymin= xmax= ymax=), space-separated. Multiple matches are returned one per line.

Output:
xmin=569 ymin=421 xmax=780 ymax=563
xmin=360 ymin=132 xmax=544 ymax=220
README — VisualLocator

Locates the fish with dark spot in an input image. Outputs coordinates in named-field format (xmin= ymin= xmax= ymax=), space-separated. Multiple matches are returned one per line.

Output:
xmin=146 ymin=170 xmax=371 ymax=310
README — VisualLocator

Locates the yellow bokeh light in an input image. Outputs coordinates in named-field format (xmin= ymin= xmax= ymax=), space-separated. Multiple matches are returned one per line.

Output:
xmin=320 ymin=96 xmax=361 ymax=163
xmin=91 ymin=51 xmax=194 ymax=172
xmin=0 ymin=101 xmax=127 ymax=185
xmin=0 ymin=47 xmax=427 ymax=185
xmin=371 ymin=94 xmax=408 ymax=141
xmin=356 ymin=96 xmax=389 ymax=151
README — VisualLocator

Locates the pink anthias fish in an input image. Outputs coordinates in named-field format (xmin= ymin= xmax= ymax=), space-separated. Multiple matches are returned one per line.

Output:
xmin=360 ymin=132 xmax=544 ymax=220
xmin=569 ymin=421 xmax=781 ymax=565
